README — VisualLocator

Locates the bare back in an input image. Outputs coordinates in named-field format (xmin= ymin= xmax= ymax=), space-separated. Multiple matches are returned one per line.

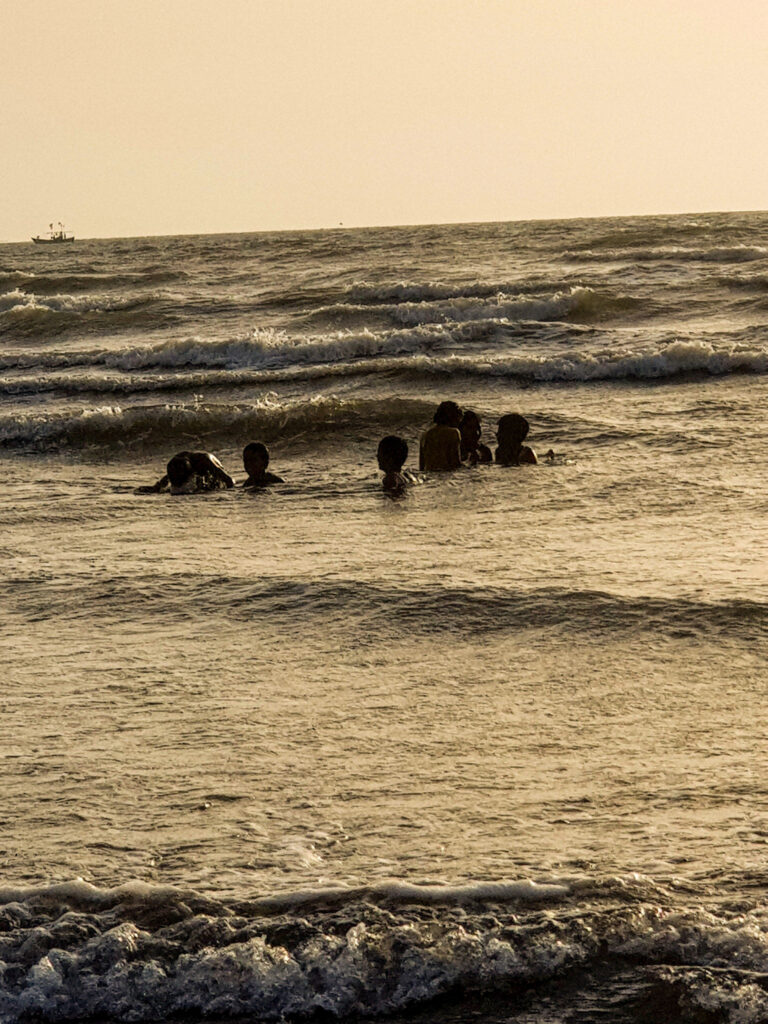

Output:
xmin=419 ymin=424 xmax=462 ymax=471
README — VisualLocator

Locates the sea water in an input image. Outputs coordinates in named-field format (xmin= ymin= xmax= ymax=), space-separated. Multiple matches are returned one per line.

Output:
xmin=1 ymin=214 xmax=767 ymax=1022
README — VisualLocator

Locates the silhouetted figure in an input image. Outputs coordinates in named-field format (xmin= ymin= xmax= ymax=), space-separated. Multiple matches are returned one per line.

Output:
xmin=495 ymin=414 xmax=538 ymax=466
xmin=460 ymin=410 xmax=493 ymax=465
xmin=242 ymin=442 xmax=285 ymax=487
xmin=377 ymin=435 xmax=411 ymax=497
xmin=419 ymin=400 xmax=463 ymax=471
xmin=137 ymin=451 xmax=235 ymax=494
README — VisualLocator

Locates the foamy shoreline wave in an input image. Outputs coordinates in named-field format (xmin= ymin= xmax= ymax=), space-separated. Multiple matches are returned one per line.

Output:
xmin=0 ymin=874 xmax=766 ymax=1023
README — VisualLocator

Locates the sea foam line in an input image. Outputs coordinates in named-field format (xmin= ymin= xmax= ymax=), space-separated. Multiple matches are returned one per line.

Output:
xmin=0 ymin=288 xmax=156 ymax=315
xmin=1 ymin=337 xmax=765 ymax=392
xmin=0 ymin=322 xmax=493 ymax=373
xmin=312 ymin=286 xmax=639 ymax=327
xmin=0 ymin=877 xmax=765 ymax=1024
xmin=563 ymin=243 xmax=768 ymax=263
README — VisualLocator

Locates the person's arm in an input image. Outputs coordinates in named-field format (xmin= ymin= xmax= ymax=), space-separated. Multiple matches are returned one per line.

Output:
xmin=520 ymin=446 xmax=538 ymax=465
xmin=419 ymin=437 xmax=425 ymax=472
xmin=135 ymin=474 xmax=169 ymax=494
xmin=212 ymin=465 xmax=235 ymax=488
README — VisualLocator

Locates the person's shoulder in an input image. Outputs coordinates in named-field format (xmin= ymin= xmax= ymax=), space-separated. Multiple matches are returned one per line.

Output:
xmin=382 ymin=471 xmax=407 ymax=496
xmin=243 ymin=472 xmax=284 ymax=487
xmin=425 ymin=424 xmax=460 ymax=445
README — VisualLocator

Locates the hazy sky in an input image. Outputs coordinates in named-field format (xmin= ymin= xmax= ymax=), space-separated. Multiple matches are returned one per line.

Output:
xmin=4 ymin=0 xmax=768 ymax=239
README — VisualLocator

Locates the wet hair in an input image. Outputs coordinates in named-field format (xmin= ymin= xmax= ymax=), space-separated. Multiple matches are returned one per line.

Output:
xmin=243 ymin=441 xmax=270 ymax=465
xmin=377 ymin=435 xmax=408 ymax=470
xmin=166 ymin=453 xmax=193 ymax=488
xmin=497 ymin=413 xmax=530 ymax=444
xmin=460 ymin=410 xmax=481 ymax=431
xmin=433 ymin=400 xmax=462 ymax=426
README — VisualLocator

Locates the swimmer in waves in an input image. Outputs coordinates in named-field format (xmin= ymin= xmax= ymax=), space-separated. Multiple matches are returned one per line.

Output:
xmin=377 ymin=434 xmax=416 ymax=497
xmin=459 ymin=409 xmax=493 ymax=465
xmin=241 ymin=442 xmax=285 ymax=488
xmin=495 ymin=413 xmax=538 ymax=466
xmin=419 ymin=400 xmax=464 ymax=472
xmin=136 ymin=451 xmax=235 ymax=494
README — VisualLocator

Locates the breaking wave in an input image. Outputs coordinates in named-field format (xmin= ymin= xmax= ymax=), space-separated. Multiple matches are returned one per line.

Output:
xmin=0 ymin=322 xmax=495 ymax=373
xmin=0 ymin=875 xmax=766 ymax=1023
xmin=1 ymin=336 xmax=765 ymax=399
xmin=473 ymin=338 xmax=768 ymax=382
xmin=0 ymin=289 xmax=155 ymax=315
xmin=0 ymin=289 xmax=171 ymax=337
xmin=345 ymin=278 xmax=555 ymax=303
xmin=0 ymin=394 xmax=433 ymax=452
xmin=312 ymin=286 xmax=640 ymax=327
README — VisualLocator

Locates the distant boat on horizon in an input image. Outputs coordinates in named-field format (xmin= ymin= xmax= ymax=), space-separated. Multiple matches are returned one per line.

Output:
xmin=32 ymin=222 xmax=75 ymax=244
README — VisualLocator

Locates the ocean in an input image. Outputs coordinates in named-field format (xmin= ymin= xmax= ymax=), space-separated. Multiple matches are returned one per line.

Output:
xmin=1 ymin=213 xmax=767 ymax=1022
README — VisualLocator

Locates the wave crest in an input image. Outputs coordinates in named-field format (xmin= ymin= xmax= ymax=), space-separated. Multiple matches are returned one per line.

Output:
xmin=0 ymin=268 xmax=185 ymax=294
xmin=0 ymin=321 xmax=495 ymax=373
xmin=314 ymin=287 xmax=639 ymax=328
xmin=564 ymin=244 xmax=768 ymax=264
xmin=0 ymin=289 xmax=166 ymax=338
xmin=0 ymin=395 xmax=432 ymax=452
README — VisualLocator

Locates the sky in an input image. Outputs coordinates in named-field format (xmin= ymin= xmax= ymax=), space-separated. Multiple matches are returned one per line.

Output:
xmin=4 ymin=0 xmax=768 ymax=240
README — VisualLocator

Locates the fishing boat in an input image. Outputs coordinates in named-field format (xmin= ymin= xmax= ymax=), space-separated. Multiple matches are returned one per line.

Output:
xmin=32 ymin=222 xmax=75 ymax=244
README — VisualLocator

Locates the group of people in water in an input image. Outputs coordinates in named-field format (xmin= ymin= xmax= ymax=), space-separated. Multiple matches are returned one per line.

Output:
xmin=137 ymin=441 xmax=284 ymax=494
xmin=379 ymin=401 xmax=542 ymax=495
xmin=138 ymin=401 xmax=544 ymax=497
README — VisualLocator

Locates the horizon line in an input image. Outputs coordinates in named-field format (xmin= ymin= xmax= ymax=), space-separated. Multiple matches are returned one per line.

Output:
xmin=3 ymin=207 xmax=767 ymax=245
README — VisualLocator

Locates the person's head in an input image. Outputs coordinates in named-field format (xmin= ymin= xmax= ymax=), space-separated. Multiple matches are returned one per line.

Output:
xmin=460 ymin=410 xmax=482 ymax=449
xmin=433 ymin=400 xmax=463 ymax=428
xmin=166 ymin=453 xmax=193 ymax=489
xmin=496 ymin=413 xmax=530 ymax=447
xmin=243 ymin=441 xmax=270 ymax=478
xmin=377 ymin=435 xmax=408 ymax=473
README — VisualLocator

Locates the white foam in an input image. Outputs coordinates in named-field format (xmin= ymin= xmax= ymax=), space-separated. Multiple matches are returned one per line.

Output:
xmin=0 ymin=288 xmax=152 ymax=315
xmin=0 ymin=877 xmax=766 ymax=1023
xmin=317 ymin=286 xmax=634 ymax=327
xmin=564 ymin=244 xmax=768 ymax=263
